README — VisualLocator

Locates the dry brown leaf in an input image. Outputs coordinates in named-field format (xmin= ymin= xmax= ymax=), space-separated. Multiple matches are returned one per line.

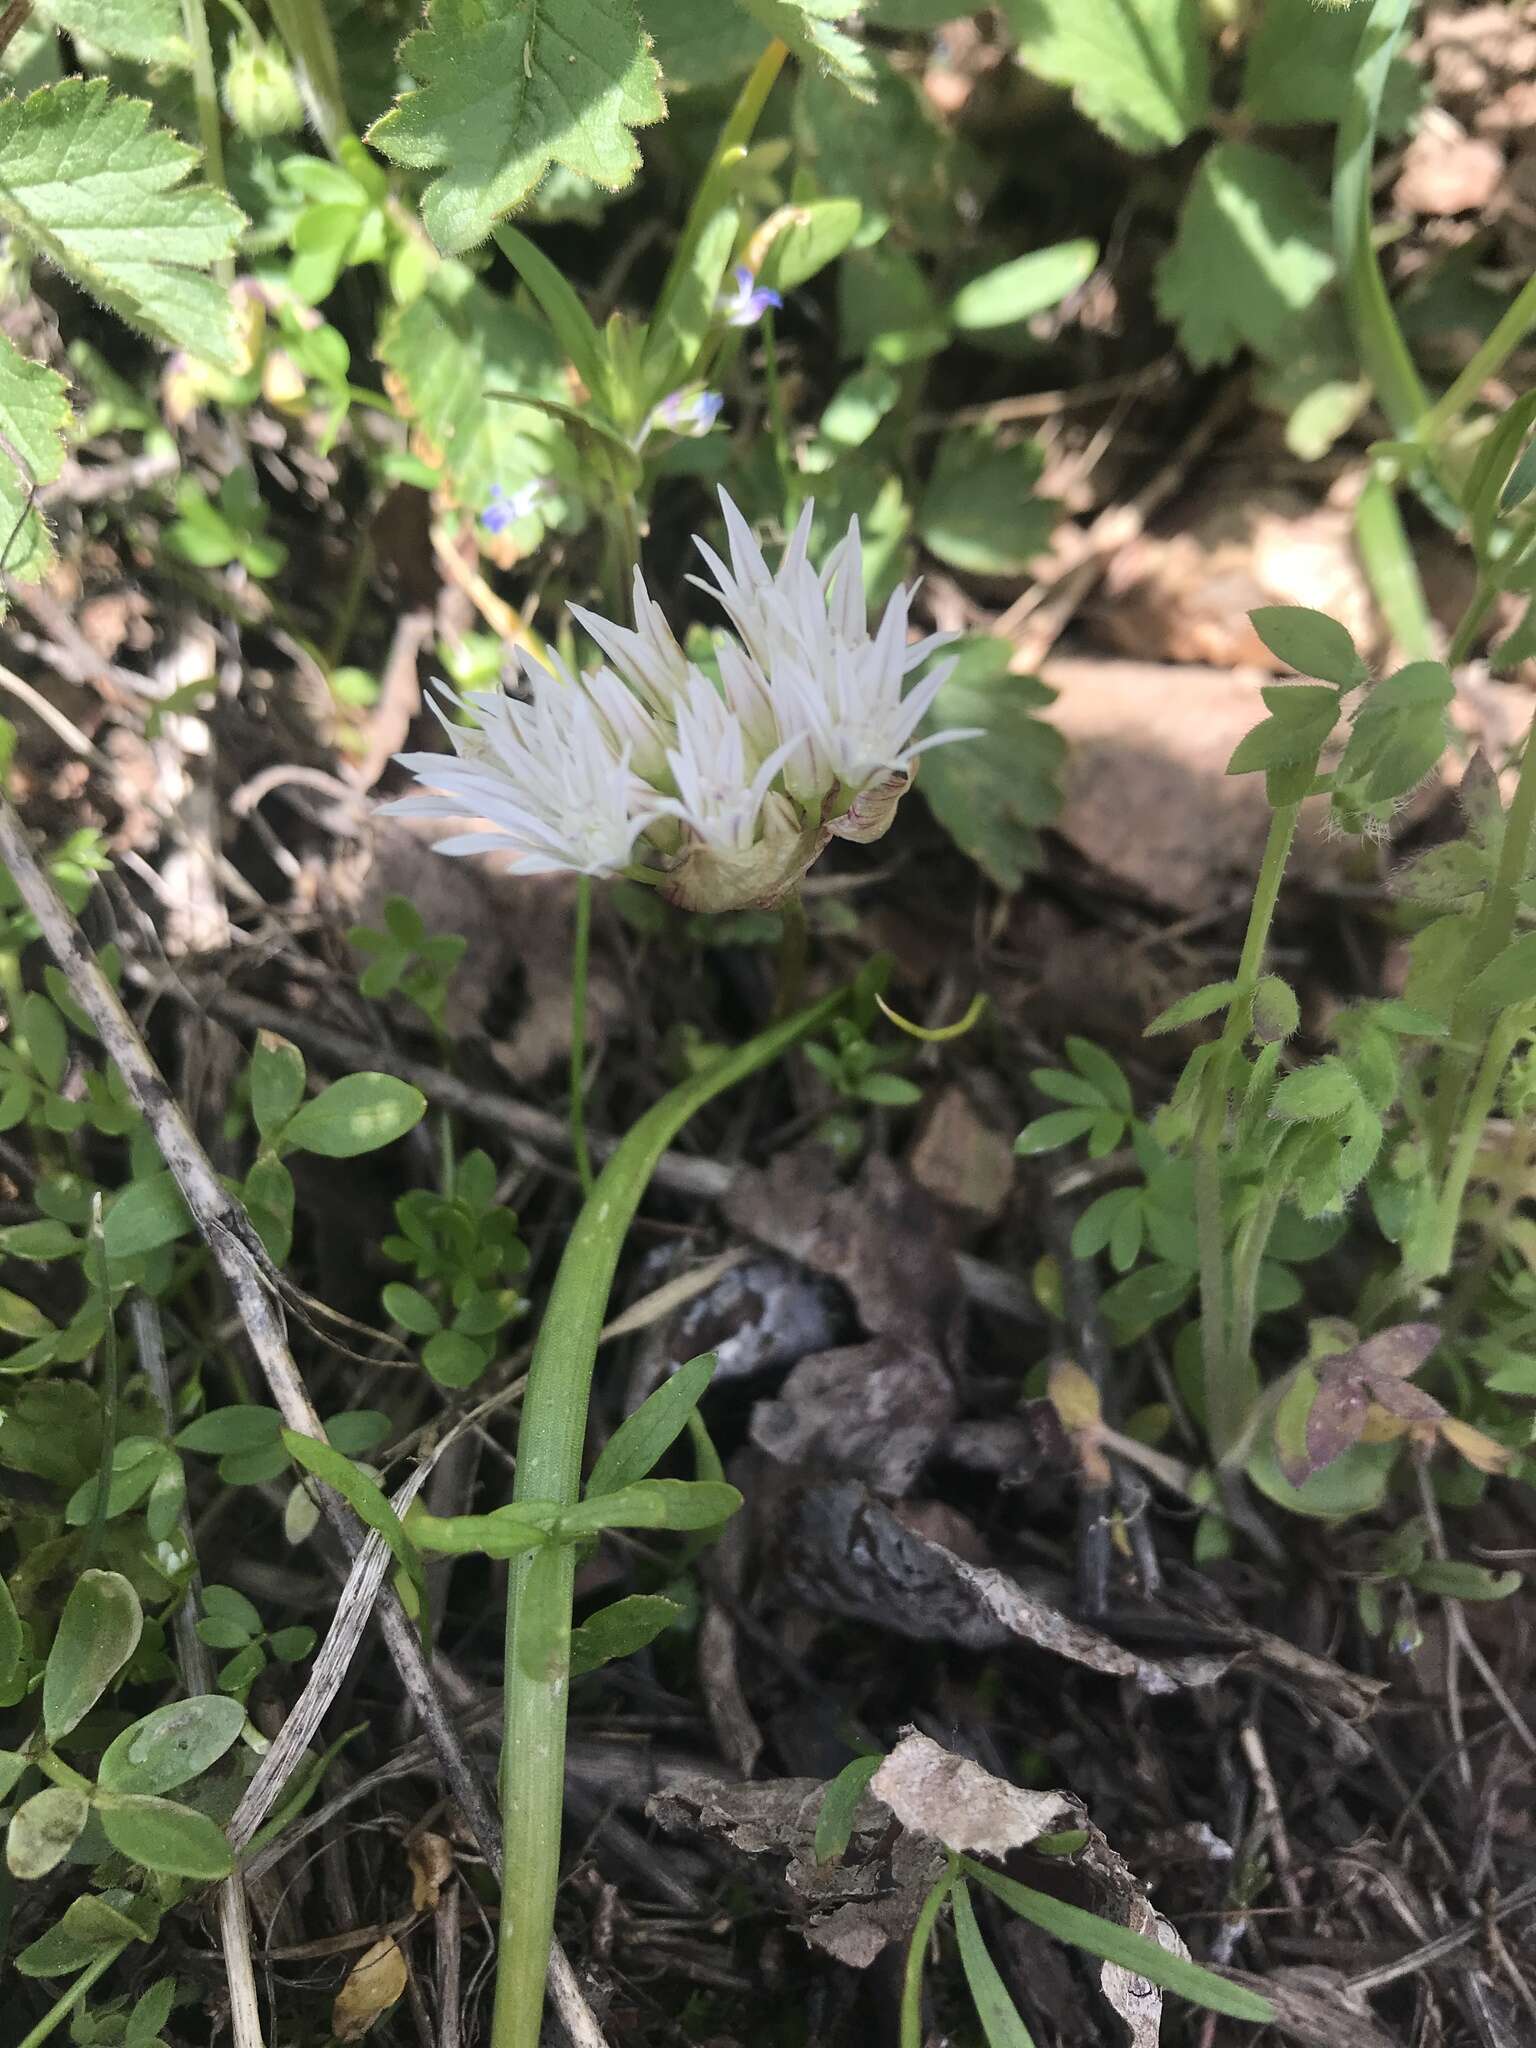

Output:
xmin=332 ymin=1937 xmax=409 ymax=2040
xmin=647 ymin=1773 xmax=945 ymax=1967
xmin=908 ymin=1086 xmax=1015 ymax=1222
xmin=781 ymin=1483 xmax=1229 ymax=1694
xmin=870 ymin=1731 xmax=1074 ymax=1858
xmin=750 ymin=1335 xmax=955 ymax=1495
xmin=407 ymin=1830 xmax=454 ymax=1912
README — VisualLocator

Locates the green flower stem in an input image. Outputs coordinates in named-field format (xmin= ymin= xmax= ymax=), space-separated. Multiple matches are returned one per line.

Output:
xmin=1196 ymin=800 xmax=1300 ymax=1462
xmin=180 ymin=0 xmax=226 ymax=199
xmin=1422 ymin=1004 xmax=1533 ymax=1279
xmin=265 ymin=0 xmax=353 ymax=155
xmin=17 ymin=1944 xmax=129 ymax=2048
xmin=652 ymin=38 xmax=788 ymax=340
xmin=1420 ymin=271 xmax=1536 ymax=444
xmin=1431 ymin=713 xmax=1536 ymax=1170
xmin=490 ymin=984 xmax=850 ymax=2048
xmin=568 ymin=876 xmax=594 ymax=1196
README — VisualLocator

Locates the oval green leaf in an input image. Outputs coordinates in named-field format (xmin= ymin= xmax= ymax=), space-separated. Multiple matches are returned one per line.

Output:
xmin=6 ymin=1784 xmax=89 ymax=1879
xmin=97 ymin=1793 xmax=234 ymax=1879
xmin=282 ymin=1073 xmax=426 ymax=1157
xmin=44 ymin=1569 xmax=143 ymax=1743
xmin=99 ymin=1694 xmax=247 ymax=1796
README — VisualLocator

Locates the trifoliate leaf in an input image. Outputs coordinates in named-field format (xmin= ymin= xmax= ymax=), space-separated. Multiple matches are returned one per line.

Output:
xmin=378 ymin=261 xmax=570 ymax=541
xmin=0 ymin=81 xmax=244 ymax=367
xmin=1155 ymin=142 xmax=1333 ymax=370
xmin=368 ymin=0 xmax=666 ymax=254
xmin=34 ymin=0 xmax=187 ymax=65
xmin=0 ymin=329 xmax=70 ymax=594
xmin=1000 ymin=0 xmax=1209 ymax=153
xmin=917 ymin=638 xmax=1064 ymax=891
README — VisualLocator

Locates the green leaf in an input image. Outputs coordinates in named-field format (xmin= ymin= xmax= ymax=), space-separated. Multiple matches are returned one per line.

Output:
xmin=1240 ymin=0 xmax=1420 ymax=130
xmin=1269 ymin=1060 xmax=1359 ymax=1123
xmin=855 ymin=1070 xmax=922 ymax=1106
xmin=1411 ymin=1561 xmax=1521 ymax=1601
xmin=1462 ymin=934 xmax=1536 ymax=1018
xmin=368 ymin=0 xmax=667 ymax=254
xmin=0 ymin=80 xmax=244 ymax=367
xmin=1070 ymin=1185 xmax=1140 ymax=1260
xmin=377 ymin=262 xmax=568 ymax=536
xmin=1155 ymin=143 xmax=1334 ymax=371
xmin=814 ymin=1754 xmax=883 ymax=1864
xmin=98 ymin=1694 xmax=247 ymax=1797
xmin=283 ymin=1073 xmax=426 ymax=1157
xmin=0 ymin=1218 xmax=79 ymax=1260
xmin=103 ymin=1170 xmax=194 ymax=1259
xmin=1067 ymin=1036 xmax=1132 ymax=1110
xmin=569 ymin=1593 xmax=683 ymax=1675
xmin=280 ymin=1430 xmax=429 ymax=1624
xmin=735 ymin=0 xmax=873 ymax=94
xmin=383 ymin=1282 xmax=441 ymax=1337
xmin=588 ymin=1351 xmax=717 ymax=1498
xmin=175 ymin=1407 xmax=281 ymax=1455
xmin=405 ymin=1504 xmax=551 ymax=1559
xmin=1253 ymin=976 xmax=1300 ymax=1041
xmin=97 ymin=1793 xmax=234 ymax=1879
xmin=126 ymin=1978 xmax=177 ymax=2042
xmin=0 ymin=329 xmax=70 ymax=592
xmin=0 ymin=1751 xmax=26 ymax=1801
xmin=0 ymin=1286 xmax=54 ymax=1338
xmin=6 ymin=1786 xmax=90 ymax=1879
xmin=422 ymin=1329 xmax=489 ymax=1387
xmin=1001 ymin=0 xmax=1209 ymax=152
xmin=963 ymin=1861 xmax=1273 ymax=2024
xmin=918 ymin=434 xmax=1057 ymax=577
xmin=15 ymin=1890 xmax=146 ymax=1976
xmin=44 ymin=1568 xmax=143 ymax=1742
xmin=917 ymin=639 xmax=1063 ymax=891
xmin=768 ymin=197 xmax=862 ymax=292
xmin=0 ymin=1573 xmax=20 ymax=1693
xmin=557 ymin=1476 xmax=742 ymax=1536
xmin=1015 ymin=1108 xmax=1098 ymax=1154
xmin=34 ymin=0 xmax=187 ymax=63
xmin=17 ymin=992 xmax=66 ymax=1088
xmin=250 ymin=1032 xmax=305 ymax=1141
xmin=951 ymin=240 xmax=1097 ymax=332
xmin=491 ymin=222 xmax=612 ymax=407
xmin=952 ymin=1879 xmax=1039 ymax=2048
xmin=1249 ymin=606 xmax=1368 ymax=686
xmin=794 ymin=52 xmax=948 ymax=243
xmin=1146 ymin=981 xmax=1238 ymax=1035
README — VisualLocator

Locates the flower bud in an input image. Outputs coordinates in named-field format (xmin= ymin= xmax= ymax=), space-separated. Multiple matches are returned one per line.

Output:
xmin=223 ymin=39 xmax=305 ymax=139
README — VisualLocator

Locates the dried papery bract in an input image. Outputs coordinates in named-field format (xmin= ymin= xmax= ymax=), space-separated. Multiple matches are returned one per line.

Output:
xmin=384 ymin=490 xmax=978 ymax=912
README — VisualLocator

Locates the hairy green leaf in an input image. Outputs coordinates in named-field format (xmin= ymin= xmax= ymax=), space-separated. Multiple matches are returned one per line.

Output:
xmin=0 ymin=80 xmax=244 ymax=366
xmin=1002 ymin=0 xmax=1209 ymax=152
xmin=370 ymin=0 xmax=666 ymax=254
xmin=0 ymin=329 xmax=70 ymax=592
xmin=1155 ymin=143 xmax=1333 ymax=370
xmin=34 ymin=0 xmax=187 ymax=63
xmin=917 ymin=641 xmax=1062 ymax=891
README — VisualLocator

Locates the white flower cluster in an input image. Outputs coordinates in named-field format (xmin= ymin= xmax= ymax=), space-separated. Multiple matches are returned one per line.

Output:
xmin=387 ymin=491 xmax=977 ymax=911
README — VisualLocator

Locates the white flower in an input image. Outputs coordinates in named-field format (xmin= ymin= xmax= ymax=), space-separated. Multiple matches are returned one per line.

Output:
xmin=382 ymin=659 xmax=656 ymax=878
xmin=389 ymin=491 xmax=978 ymax=909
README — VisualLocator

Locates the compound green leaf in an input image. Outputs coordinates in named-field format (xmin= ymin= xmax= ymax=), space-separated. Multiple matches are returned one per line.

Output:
xmin=1001 ymin=0 xmax=1209 ymax=152
xmin=0 ymin=329 xmax=70 ymax=592
xmin=369 ymin=0 xmax=666 ymax=254
xmin=1155 ymin=142 xmax=1333 ymax=370
xmin=0 ymin=80 xmax=244 ymax=366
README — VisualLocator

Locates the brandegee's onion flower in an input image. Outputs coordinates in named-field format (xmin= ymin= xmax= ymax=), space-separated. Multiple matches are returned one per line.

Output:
xmin=385 ymin=490 xmax=978 ymax=912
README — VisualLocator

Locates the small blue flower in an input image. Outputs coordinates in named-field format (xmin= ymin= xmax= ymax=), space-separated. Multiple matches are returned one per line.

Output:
xmin=718 ymin=264 xmax=782 ymax=329
xmin=648 ymin=387 xmax=725 ymax=441
xmin=481 ymin=480 xmax=547 ymax=534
